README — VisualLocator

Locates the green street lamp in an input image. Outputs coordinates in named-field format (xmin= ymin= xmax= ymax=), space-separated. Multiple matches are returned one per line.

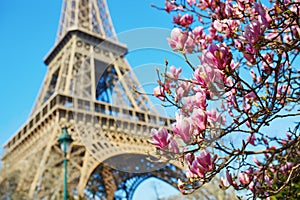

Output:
xmin=58 ymin=127 xmax=73 ymax=200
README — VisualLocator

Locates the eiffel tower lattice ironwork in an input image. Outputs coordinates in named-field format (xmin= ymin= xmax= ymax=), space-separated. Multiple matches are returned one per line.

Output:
xmin=0 ymin=0 xmax=185 ymax=199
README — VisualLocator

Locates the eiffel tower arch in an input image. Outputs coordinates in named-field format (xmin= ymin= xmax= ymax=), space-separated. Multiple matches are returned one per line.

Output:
xmin=0 ymin=0 xmax=185 ymax=199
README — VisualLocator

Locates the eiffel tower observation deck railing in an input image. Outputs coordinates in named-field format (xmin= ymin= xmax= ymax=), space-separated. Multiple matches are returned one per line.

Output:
xmin=2 ymin=93 xmax=173 ymax=160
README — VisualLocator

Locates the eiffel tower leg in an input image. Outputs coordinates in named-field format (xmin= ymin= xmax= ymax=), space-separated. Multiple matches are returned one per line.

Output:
xmin=28 ymin=124 xmax=60 ymax=198
xmin=102 ymin=165 xmax=117 ymax=200
xmin=77 ymin=151 xmax=98 ymax=197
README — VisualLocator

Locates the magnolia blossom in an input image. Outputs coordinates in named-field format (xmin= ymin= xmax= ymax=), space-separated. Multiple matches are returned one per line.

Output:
xmin=148 ymin=127 xmax=171 ymax=149
xmin=243 ymin=44 xmax=256 ymax=63
xmin=173 ymin=14 xmax=194 ymax=27
xmin=253 ymin=156 xmax=261 ymax=166
xmin=200 ymin=44 xmax=232 ymax=70
xmin=175 ymin=81 xmax=192 ymax=101
xmin=226 ymin=170 xmax=238 ymax=188
xmin=234 ymin=39 xmax=243 ymax=51
xmin=192 ymin=26 xmax=207 ymax=50
xmin=185 ymin=153 xmax=195 ymax=165
xmin=239 ymin=172 xmax=251 ymax=185
xmin=188 ymin=151 xmax=215 ymax=178
xmin=165 ymin=1 xmax=174 ymax=13
xmin=254 ymin=3 xmax=272 ymax=27
xmin=187 ymin=0 xmax=196 ymax=6
xmin=244 ymin=20 xmax=264 ymax=45
xmin=279 ymin=162 xmax=293 ymax=174
xmin=191 ymin=108 xmax=207 ymax=134
xmin=206 ymin=109 xmax=224 ymax=127
xmin=167 ymin=28 xmax=194 ymax=53
xmin=194 ymin=65 xmax=224 ymax=90
xmin=153 ymin=86 xmax=165 ymax=101
xmin=192 ymin=26 xmax=206 ymax=41
xmin=213 ymin=19 xmax=239 ymax=37
xmin=198 ymin=0 xmax=217 ymax=10
xmin=169 ymin=136 xmax=180 ymax=154
xmin=166 ymin=66 xmax=182 ymax=80
xmin=226 ymin=90 xmax=238 ymax=108
xmin=172 ymin=114 xmax=193 ymax=143
xmin=247 ymin=134 xmax=256 ymax=145
xmin=182 ymin=90 xmax=207 ymax=113
xmin=167 ymin=28 xmax=188 ymax=51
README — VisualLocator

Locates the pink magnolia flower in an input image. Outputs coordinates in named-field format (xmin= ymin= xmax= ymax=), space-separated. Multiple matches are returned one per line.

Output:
xmin=245 ymin=120 xmax=251 ymax=128
xmin=153 ymin=86 xmax=165 ymax=101
xmin=173 ymin=14 xmax=181 ymax=25
xmin=243 ymin=53 xmax=256 ymax=64
xmin=213 ymin=20 xmax=223 ymax=32
xmin=224 ymin=2 xmax=234 ymax=17
xmin=249 ymin=181 xmax=262 ymax=193
xmin=187 ymin=0 xmax=196 ymax=6
xmin=253 ymin=156 xmax=261 ymax=165
xmin=206 ymin=109 xmax=224 ymax=126
xmin=166 ymin=66 xmax=182 ymax=80
xmin=244 ymin=20 xmax=264 ymax=45
xmin=167 ymin=28 xmax=187 ymax=51
xmin=220 ymin=177 xmax=230 ymax=189
xmin=243 ymin=44 xmax=256 ymax=63
xmin=239 ymin=172 xmax=251 ymax=185
xmin=226 ymin=170 xmax=238 ymax=188
xmin=148 ymin=127 xmax=171 ymax=149
xmin=234 ymin=39 xmax=243 ymax=51
xmin=186 ymin=153 xmax=195 ymax=165
xmin=182 ymin=90 xmax=207 ymax=112
xmin=193 ymin=67 xmax=208 ymax=89
xmin=194 ymin=65 xmax=224 ymax=89
xmin=195 ymin=151 xmax=215 ymax=170
xmin=173 ymin=14 xmax=194 ymax=27
xmin=169 ymin=137 xmax=180 ymax=154
xmin=181 ymin=14 xmax=194 ymax=27
xmin=247 ymin=134 xmax=256 ymax=145
xmin=265 ymin=175 xmax=272 ymax=187
xmin=165 ymin=1 xmax=175 ymax=13
xmin=213 ymin=19 xmax=239 ymax=37
xmin=172 ymin=114 xmax=192 ymax=143
xmin=286 ymin=133 xmax=292 ymax=140
xmin=189 ymin=151 xmax=215 ymax=178
xmin=167 ymin=28 xmax=194 ymax=53
xmin=244 ymin=91 xmax=257 ymax=100
xmin=193 ymin=26 xmax=206 ymax=41
xmin=191 ymin=108 xmax=207 ymax=134
xmin=240 ymin=167 xmax=254 ymax=185
xmin=226 ymin=90 xmax=238 ymax=108
xmin=198 ymin=0 xmax=216 ymax=10
xmin=279 ymin=162 xmax=293 ymax=174
xmin=175 ymin=81 xmax=192 ymax=101
xmin=207 ymin=26 xmax=216 ymax=43
xmin=200 ymin=44 xmax=232 ymax=70
xmin=184 ymin=34 xmax=195 ymax=53
xmin=254 ymin=3 xmax=272 ymax=27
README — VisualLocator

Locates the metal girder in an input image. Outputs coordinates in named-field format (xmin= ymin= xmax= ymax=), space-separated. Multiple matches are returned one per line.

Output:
xmin=56 ymin=0 xmax=117 ymax=43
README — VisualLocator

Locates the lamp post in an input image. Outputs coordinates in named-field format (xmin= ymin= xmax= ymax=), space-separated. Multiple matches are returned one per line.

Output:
xmin=58 ymin=127 xmax=73 ymax=200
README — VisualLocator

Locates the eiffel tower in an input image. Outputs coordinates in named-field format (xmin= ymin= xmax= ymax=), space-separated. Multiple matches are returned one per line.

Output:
xmin=0 ymin=0 xmax=185 ymax=199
